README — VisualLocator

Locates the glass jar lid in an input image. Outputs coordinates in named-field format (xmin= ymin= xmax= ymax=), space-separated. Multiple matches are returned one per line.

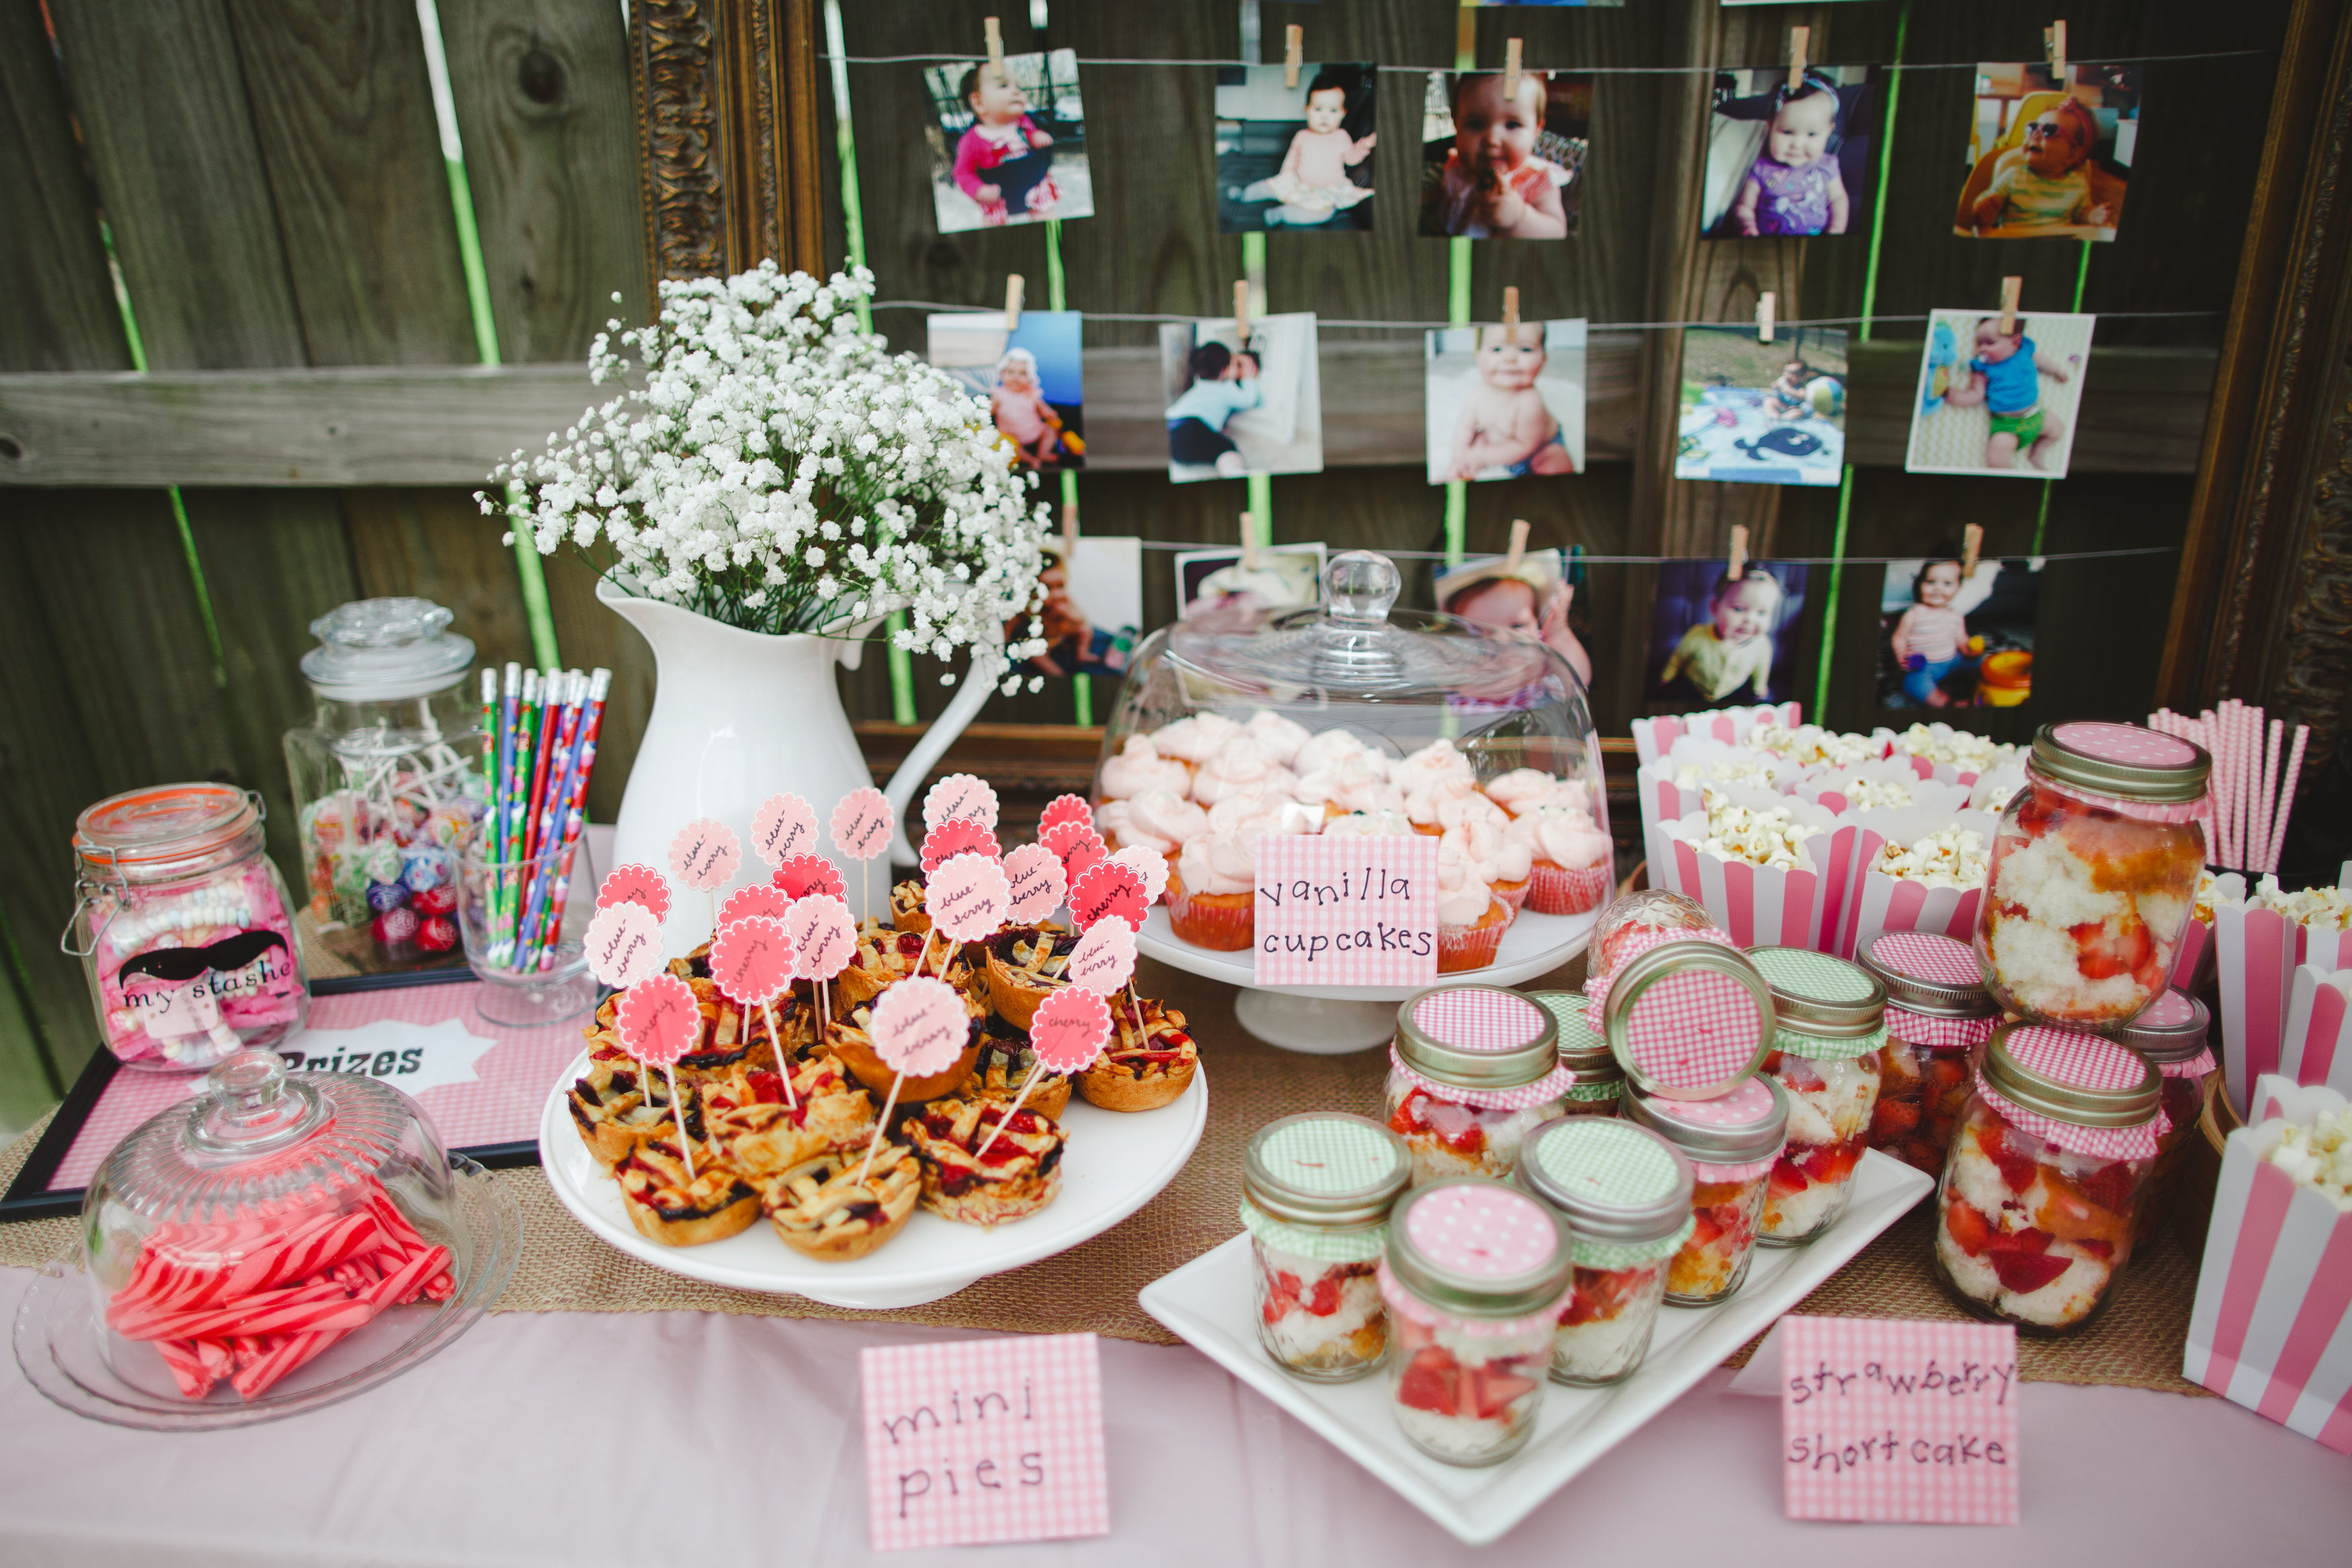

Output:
xmin=1516 ymin=1117 xmax=1693 ymax=1244
xmin=75 ymin=784 xmax=263 ymax=885
xmin=2029 ymin=722 xmax=2211 ymax=805
xmin=89 ymin=1050 xmax=442 ymax=1227
xmin=1523 ymin=990 xmax=1618 ymax=1076
xmin=1396 ymin=985 xmax=1558 ymax=1092
xmin=1859 ymin=930 xmax=1997 ymax=1018
xmin=1622 ymin=1077 xmax=1790 ymax=1165
xmin=1747 ymin=945 xmax=1886 ymax=1039
xmin=1243 ymin=1112 xmax=1411 ymax=1229
xmin=2109 ymin=990 xmax=2211 ymax=1065
xmin=300 ymin=598 xmax=476 ymax=701
xmin=1601 ymin=938 xmax=1776 ymax=1098
xmin=1386 ymin=1178 xmax=1572 ymax=1319
xmin=1983 ymin=1024 xmax=2161 ymax=1128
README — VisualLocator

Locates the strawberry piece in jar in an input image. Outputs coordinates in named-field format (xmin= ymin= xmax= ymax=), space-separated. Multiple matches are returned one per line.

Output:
xmin=1384 ymin=986 xmax=1572 ymax=1185
xmin=1623 ymin=1078 xmax=1790 ymax=1307
xmin=1747 ymin=948 xmax=1887 ymax=1245
xmin=1517 ymin=1117 xmax=1694 ymax=1385
xmin=1241 ymin=1113 xmax=1412 ymax=1382
xmin=1861 ymin=930 xmax=2001 ymax=1176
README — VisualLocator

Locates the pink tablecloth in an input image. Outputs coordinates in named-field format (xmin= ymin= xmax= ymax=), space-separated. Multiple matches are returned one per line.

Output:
xmin=0 ymin=1268 xmax=2343 ymax=1566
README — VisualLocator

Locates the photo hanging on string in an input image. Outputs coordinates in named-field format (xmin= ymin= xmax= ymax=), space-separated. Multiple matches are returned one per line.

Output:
xmin=926 ymin=310 xmax=1085 ymax=473
xmin=921 ymin=49 xmax=1093 ymax=234
xmin=1159 ymin=314 xmax=1324 ymax=482
xmin=1644 ymin=559 xmax=1812 ymax=709
xmin=1216 ymin=62 xmax=1376 ymax=233
xmin=1425 ymin=321 xmax=1587 ymax=484
xmin=1418 ymin=69 xmax=1589 ymax=238
xmin=1700 ymin=64 xmax=1880 ymax=238
xmin=1876 ymin=554 xmax=2042 ymax=713
xmin=1906 ymin=309 xmax=2094 ymax=478
xmin=1009 ymin=537 xmax=1141 ymax=685
xmin=1434 ymin=548 xmax=1593 ymax=693
xmin=1173 ymin=543 xmax=1327 ymax=621
xmin=1955 ymin=62 xmax=2140 ymax=241
xmin=1674 ymin=324 xmax=1847 ymax=486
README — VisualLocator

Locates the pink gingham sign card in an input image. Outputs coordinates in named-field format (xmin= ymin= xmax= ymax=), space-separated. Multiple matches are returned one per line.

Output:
xmin=861 ymin=1333 xmax=1109 ymax=1551
xmin=1781 ymin=1315 xmax=2019 ymax=1524
xmin=1254 ymin=832 xmax=1439 ymax=988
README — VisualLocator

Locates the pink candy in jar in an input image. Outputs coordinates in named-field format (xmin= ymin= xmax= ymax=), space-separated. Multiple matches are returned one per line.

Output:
xmin=69 ymin=784 xmax=308 ymax=1072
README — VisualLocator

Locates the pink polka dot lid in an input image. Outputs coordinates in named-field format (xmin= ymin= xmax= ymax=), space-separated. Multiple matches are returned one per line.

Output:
xmin=2111 ymin=988 xmax=2212 ymax=1064
xmin=1386 ymin=1179 xmax=1572 ymax=1317
xmin=1981 ymin=1023 xmax=2167 ymax=1160
xmin=1622 ymin=1076 xmax=1792 ymax=1166
xmin=2033 ymin=722 xmax=2210 ymax=804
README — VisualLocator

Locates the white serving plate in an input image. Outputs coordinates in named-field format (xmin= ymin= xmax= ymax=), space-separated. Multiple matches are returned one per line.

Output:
xmin=1140 ymin=1150 xmax=1935 ymax=1544
xmin=540 ymin=1051 xmax=1207 ymax=1309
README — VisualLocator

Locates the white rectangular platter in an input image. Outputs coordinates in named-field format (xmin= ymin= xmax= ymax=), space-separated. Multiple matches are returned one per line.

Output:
xmin=1139 ymin=1150 xmax=1934 ymax=1544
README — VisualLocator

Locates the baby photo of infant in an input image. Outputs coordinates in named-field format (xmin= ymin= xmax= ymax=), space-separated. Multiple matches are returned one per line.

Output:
xmin=1011 ymin=537 xmax=1141 ymax=684
xmin=925 ymin=310 xmax=1085 ymax=472
xmin=1674 ymin=324 xmax=1847 ymax=487
xmin=1644 ymin=560 xmax=1811 ymax=709
xmin=1216 ymin=62 xmax=1376 ymax=233
xmin=1158 ymin=313 xmax=1323 ymax=483
xmin=1418 ymin=69 xmax=1590 ymax=239
xmin=1906 ymin=308 xmax=2095 ymax=478
xmin=1435 ymin=548 xmax=1593 ymax=691
xmin=1425 ymin=321 xmax=1587 ymax=484
xmin=1699 ymin=64 xmax=1879 ymax=238
xmin=1954 ymin=62 xmax=2140 ymax=241
xmin=1876 ymin=553 xmax=2042 ymax=711
xmin=1174 ymin=543 xmax=1326 ymax=621
xmin=921 ymin=48 xmax=1092 ymax=234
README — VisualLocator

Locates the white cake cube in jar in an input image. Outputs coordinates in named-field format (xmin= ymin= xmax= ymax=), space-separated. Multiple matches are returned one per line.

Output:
xmin=1745 ymin=946 xmax=1886 ymax=1245
xmin=1386 ymin=986 xmax=1575 ymax=1185
xmin=1622 ymin=1078 xmax=1790 ymax=1306
xmin=1517 ymin=1117 xmax=1694 ymax=1385
xmin=1241 ymin=1113 xmax=1413 ymax=1381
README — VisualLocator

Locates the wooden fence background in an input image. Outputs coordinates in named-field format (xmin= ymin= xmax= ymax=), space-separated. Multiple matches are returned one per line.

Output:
xmin=0 ymin=0 xmax=2294 ymax=1129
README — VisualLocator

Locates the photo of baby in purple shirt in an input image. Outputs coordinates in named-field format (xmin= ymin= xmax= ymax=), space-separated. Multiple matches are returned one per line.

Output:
xmin=1699 ymin=64 xmax=1880 ymax=240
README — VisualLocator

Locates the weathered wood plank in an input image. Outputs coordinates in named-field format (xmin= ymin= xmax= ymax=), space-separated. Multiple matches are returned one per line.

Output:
xmin=341 ymin=486 xmax=535 ymax=670
xmin=437 ymin=0 xmax=652 ymax=357
xmin=0 ymin=2 xmax=130 ymax=374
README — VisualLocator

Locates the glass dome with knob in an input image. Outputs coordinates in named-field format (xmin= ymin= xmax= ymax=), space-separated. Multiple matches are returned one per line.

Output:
xmin=1093 ymin=550 xmax=1612 ymax=1052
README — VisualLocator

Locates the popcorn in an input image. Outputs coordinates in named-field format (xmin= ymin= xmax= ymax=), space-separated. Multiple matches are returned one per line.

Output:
xmin=1892 ymin=723 xmax=2017 ymax=775
xmin=2246 ymin=875 xmax=2352 ymax=931
xmin=1694 ymin=792 xmax=1818 ymax=870
xmin=1824 ymin=773 xmax=1915 ymax=810
xmin=1874 ymin=826 xmax=1990 ymax=889
xmin=1673 ymin=758 xmax=1778 ymax=792
xmin=1745 ymin=723 xmax=1878 ymax=769
xmin=2193 ymin=868 xmax=2224 ymax=925
xmin=2268 ymin=1106 xmax=2352 ymax=1211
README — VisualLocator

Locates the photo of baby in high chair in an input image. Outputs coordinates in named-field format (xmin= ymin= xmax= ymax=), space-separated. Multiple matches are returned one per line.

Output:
xmin=1644 ymin=560 xmax=1811 ymax=708
xmin=1674 ymin=324 xmax=1847 ymax=487
xmin=1216 ymin=62 xmax=1376 ymax=233
xmin=1417 ymin=68 xmax=1589 ymax=239
xmin=1906 ymin=308 xmax=2095 ymax=479
xmin=925 ymin=310 xmax=1086 ymax=473
xmin=1876 ymin=552 xmax=2042 ymax=711
xmin=1954 ymin=62 xmax=2139 ymax=241
xmin=1157 ymin=313 xmax=1324 ymax=483
xmin=921 ymin=48 xmax=1093 ymax=234
xmin=1699 ymin=64 xmax=1880 ymax=238
xmin=1424 ymin=321 xmax=1587 ymax=484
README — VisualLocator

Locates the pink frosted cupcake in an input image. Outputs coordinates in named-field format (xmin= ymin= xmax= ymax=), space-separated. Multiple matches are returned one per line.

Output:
xmin=1101 ymin=789 xmax=1206 ymax=859
xmin=1436 ymin=840 xmax=1513 ymax=973
xmin=1243 ymin=711 xmax=1313 ymax=769
xmin=1098 ymin=733 xmax=1192 ymax=801
xmin=1295 ymin=752 xmax=1406 ymax=821
xmin=1511 ymin=806 xmax=1614 ymax=916
xmin=1191 ymin=737 xmax=1298 ymax=808
xmin=1150 ymin=713 xmax=1245 ymax=781
xmin=1169 ymin=824 xmax=1259 ymax=951
xmin=1482 ymin=768 xmax=1591 ymax=819
xmin=1320 ymin=808 xmax=1417 ymax=840
xmin=1292 ymin=727 xmax=1386 ymax=779
xmin=1404 ymin=772 xmax=1482 ymax=836
xmin=1446 ymin=814 xmax=1532 ymax=912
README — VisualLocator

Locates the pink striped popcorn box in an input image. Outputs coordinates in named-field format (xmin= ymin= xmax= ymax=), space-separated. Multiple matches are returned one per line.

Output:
xmin=1633 ymin=739 xmax=1795 ymax=866
xmin=2183 ymin=1077 xmax=2352 ymax=1454
xmin=1631 ymin=701 xmax=1802 ymax=767
xmin=1654 ymin=799 xmax=1856 ymax=953
xmin=2214 ymin=900 xmax=2352 ymax=1117
xmin=1831 ymin=808 xmax=2002 ymax=961
xmin=2279 ymin=966 xmax=2352 ymax=1098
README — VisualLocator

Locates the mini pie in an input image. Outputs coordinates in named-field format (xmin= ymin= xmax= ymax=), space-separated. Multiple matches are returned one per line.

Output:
xmin=826 ymin=1000 xmax=985 ymax=1102
xmin=698 ymin=1055 xmax=876 ymax=1180
xmin=958 ymin=1021 xmax=1073 ymax=1121
xmin=566 ymin=1044 xmax=677 ymax=1169
xmin=835 ymin=924 xmax=978 ymax=1014
xmin=583 ymin=951 xmax=811 ymax=1076
xmin=907 ymin=1097 xmax=1067 ymax=1227
xmin=761 ymin=1144 xmax=922 ymax=1262
xmin=983 ymin=924 xmax=1077 ymax=1031
xmin=890 ymin=879 xmax=930 ymax=934
xmin=1078 ymin=996 xmax=1198 ymax=1113
xmin=614 ymin=1133 xmax=763 ymax=1247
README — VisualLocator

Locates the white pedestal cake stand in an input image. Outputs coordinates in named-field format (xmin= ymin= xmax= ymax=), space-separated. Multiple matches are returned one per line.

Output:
xmin=1136 ymin=906 xmax=1598 ymax=1053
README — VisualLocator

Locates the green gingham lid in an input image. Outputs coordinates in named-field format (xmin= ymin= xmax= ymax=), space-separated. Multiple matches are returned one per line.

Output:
xmin=1516 ymin=1117 xmax=1697 ymax=1269
xmin=1746 ymin=945 xmax=1888 ymax=1061
xmin=1525 ymin=990 xmax=1625 ymax=1101
xmin=1240 ymin=1113 xmax=1411 ymax=1263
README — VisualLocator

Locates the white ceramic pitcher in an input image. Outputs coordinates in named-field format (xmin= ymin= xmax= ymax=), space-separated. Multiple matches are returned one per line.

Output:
xmin=597 ymin=579 xmax=996 ymax=956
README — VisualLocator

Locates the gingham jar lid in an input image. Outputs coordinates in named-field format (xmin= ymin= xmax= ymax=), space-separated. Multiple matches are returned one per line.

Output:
xmin=1525 ymin=990 xmax=1624 ymax=1100
xmin=1584 ymin=925 xmax=1743 ymax=1035
xmin=1384 ymin=1178 xmax=1573 ymax=1321
xmin=1622 ymin=1076 xmax=1791 ymax=1166
xmin=1860 ymin=930 xmax=1997 ymax=1017
xmin=1243 ymin=1113 xmax=1411 ymax=1230
xmin=1979 ymin=1023 xmax=2168 ymax=1161
xmin=2111 ymin=989 xmax=2213 ymax=1069
xmin=1601 ymin=938 xmax=1776 ymax=1098
xmin=1747 ymin=945 xmax=1887 ymax=1060
xmin=2032 ymin=722 xmax=2211 ymax=805
xmin=1392 ymin=986 xmax=1574 ymax=1108
xmin=1517 ymin=1117 xmax=1695 ymax=1259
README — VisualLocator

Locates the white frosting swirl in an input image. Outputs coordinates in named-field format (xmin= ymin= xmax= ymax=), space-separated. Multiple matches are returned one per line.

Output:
xmin=1191 ymin=738 xmax=1298 ymax=806
xmin=1177 ymin=826 xmax=1259 ymax=897
xmin=1321 ymin=809 xmax=1417 ymax=838
xmin=1483 ymin=769 xmax=1591 ymax=818
xmin=1396 ymin=738 xmax=1476 ymax=793
xmin=1292 ymin=728 xmax=1386 ymax=779
xmin=1510 ymin=805 xmax=1611 ymax=871
xmin=1296 ymin=754 xmax=1406 ymax=817
xmin=1152 ymin=712 xmax=1245 ymax=764
xmin=1115 ymin=790 xmax=1210 ymax=856
xmin=1445 ymin=814 xmax=1531 ymax=886
xmin=1098 ymin=733 xmax=1192 ymax=800
xmin=1437 ymin=838 xmax=1499 ymax=927
xmin=1243 ymin=711 xmax=1313 ymax=767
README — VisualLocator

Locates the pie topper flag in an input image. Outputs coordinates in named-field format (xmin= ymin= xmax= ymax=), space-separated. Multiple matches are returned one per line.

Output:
xmin=1109 ymin=844 xmax=1169 ymax=904
xmin=1039 ymin=793 xmax=1093 ymax=836
xmin=831 ymin=786 xmax=894 ymax=862
xmin=921 ymin=816 xmax=1001 ymax=875
xmin=1065 ymin=920 xmax=1137 ymax=998
xmin=669 ymin=818 xmax=742 ymax=891
xmin=1027 ymin=985 xmax=1111 ymax=1074
xmin=597 ymin=864 xmax=672 ymax=922
xmin=868 ymin=975 xmax=970 ymax=1077
xmin=1777 ymin=1316 xmax=2019 ymax=1524
xmin=751 ymin=792 xmax=820 ymax=867
xmin=786 ymin=894 xmax=857 ymax=982
xmin=584 ymin=900 xmax=665 ymax=990
xmin=1003 ymin=842 xmax=1068 ymax=926
xmin=1068 ymin=861 xmax=1148 ymax=934
xmin=614 ymin=971 xmax=706 ymax=1180
xmin=718 ymin=883 xmax=796 ymax=928
xmin=1040 ymin=819 xmax=1107 ymax=884
xmin=927 ymin=854 xmax=1013 ymax=945
xmin=923 ymin=772 xmax=1000 ymax=832
xmin=774 ymin=853 xmax=847 ymax=903
xmin=708 ymin=915 xmax=794 ymax=1006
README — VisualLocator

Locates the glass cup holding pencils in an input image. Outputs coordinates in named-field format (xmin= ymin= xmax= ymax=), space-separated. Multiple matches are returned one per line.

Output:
xmin=455 ymin=830 xmax=597 ymax=1027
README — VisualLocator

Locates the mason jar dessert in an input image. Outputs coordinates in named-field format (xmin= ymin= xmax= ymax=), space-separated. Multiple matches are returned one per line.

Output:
xmin=1622 ymin=1077 xmax=1790 ymax=1307
xmin=1746 ymin=946 xmax=1886 ymax=1245
xmin=1859 ymin=930 xmax=2001 ymax=1176
xmin=1242 ymin=1112 xmax=1413 ymax=1381
xmin=1523 ymin=989 xmax=1623 ymax=1118
xmin=2111 ymin=988 xmax=2216 ymax=1243
xmin=1385 ymin=986 xmax=1573 ymax=1186
xmin=1517 ymin=1117 xmax=1694 ymax=1384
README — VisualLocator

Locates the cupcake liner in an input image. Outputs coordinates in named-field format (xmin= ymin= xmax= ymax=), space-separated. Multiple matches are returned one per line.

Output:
xmin=1437 ymin=900 xmax=1511 ymax=973
xmin=1526 ymin=857 xmax=1611 ymax=916
xmin=1493 ymin=877 xmax=1530 ymax=914
xmin=1167 ymin=879 xmax=1255 ymax=951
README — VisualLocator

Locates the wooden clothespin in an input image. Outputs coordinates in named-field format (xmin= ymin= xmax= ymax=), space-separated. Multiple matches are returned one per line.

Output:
xmin=1240 ymin=513 xmax=1258 ymax=572
xmin=1004 ymin=274 xmax=1023 ymax=331
xmin=1285 ymin=24 xmax=1303 ymax=89
xmin=1757 ymin=292 xmax=1775 ymax=345
xmin=1062 ymin=501 xmax=1079 ymax=565
xmin=2045 ymin=20 xmax=2067 ymax=84
xmin=1506 ymin=519 xmax=1529 ymax=574
xmin=984 ymin=15 xmax=1005 ymax=83
xmin=1998 ymin=275 xmax=2022 ymax=337
xmin=1727 ymin=525 xmax=1749 ymax=583
xmin=1788 ymin=26 xmax=1810 ymax=93
xmin=1502 ymin=286 xmax=1519 ymax=330
xmin=1962 ymin=524 xmax=1984 ymax=580
xmin=1233 ymin=279 xmax=1251 ymax=349
xmin=1503 ymin=38 xmax=1523 ymax=102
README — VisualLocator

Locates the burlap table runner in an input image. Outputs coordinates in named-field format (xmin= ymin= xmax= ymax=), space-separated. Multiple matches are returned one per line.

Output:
xmin=0 ymin=953 xmax=2208 ymax=1395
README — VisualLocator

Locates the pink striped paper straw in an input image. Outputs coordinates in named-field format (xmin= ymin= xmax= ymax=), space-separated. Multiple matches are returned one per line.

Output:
xmin=2265 ymin=725 xmax=2310 ymax=875
xmin=2257 ymin=717 xmax=2283 ymax=875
